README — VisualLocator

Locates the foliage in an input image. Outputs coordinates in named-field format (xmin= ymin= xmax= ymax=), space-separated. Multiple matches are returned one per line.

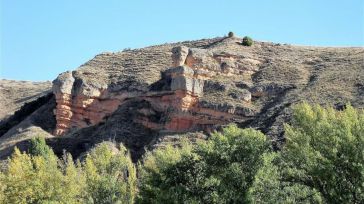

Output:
xmin=137 ymin=139 xmax=193 ymax=203
xmin=139 ymin=104 xmax=364 ymax=203
xmin=28 ymin=137 xmax=53 ymax=158
xmin=0 ymin=147 xmax=85 ymax=203
xmin=228 ymin=31 xmax=235 ymax=37
xmin=279 ymin=103 xmax=364 ymax=203
xmin=83 ymin=142 xmax=137 ymax=204
xmin=0 ymin=142 xmax=136 ymax=204
xmin=248 ymin=153 xmax=323 ymax=203
xmin=138 ymin=125 xmax=271 ymax=203
xmin=242 ymin=36 xmax=253 ymax=46
xmin=0 ymin=103 xmax=363 ymax=203
xmin=249 ymin=103 xmax=364 ymax=203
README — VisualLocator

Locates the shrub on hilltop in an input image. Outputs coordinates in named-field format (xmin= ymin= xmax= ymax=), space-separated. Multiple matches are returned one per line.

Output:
xmin=242 ymin=36 xmax=253 ymax=46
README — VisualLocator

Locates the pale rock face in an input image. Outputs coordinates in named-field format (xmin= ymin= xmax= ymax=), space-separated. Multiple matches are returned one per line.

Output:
xmin=172 ymin=45 xmax=262 ymax=76
xmin=172 ymin=46 xmax=189 ymax=67
xmin=186 ymin=48 xmax=220 ymax=71
xmin=52 ymin=71 xmax=74 ymax=95
xmin=220 ymin=60 xmax=236 ymax=74
xmin=167 ymin=66 xmax=205 ymax=96
xmin=237 ymin=58 xmax=261 ymax=73
xmin=250 ymin=83 xmax=296 ymax=97
xmin=74 ymin=81 xmax=107 ymax=98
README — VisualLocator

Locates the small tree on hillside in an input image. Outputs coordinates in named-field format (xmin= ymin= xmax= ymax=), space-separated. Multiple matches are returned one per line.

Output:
xmin=28 ymin=137 xmax=53 ymax=158
xmin=228 ymin=31 xmax=235 ymax=37
xmin=242 ymin=36 xmax=253 ymax=46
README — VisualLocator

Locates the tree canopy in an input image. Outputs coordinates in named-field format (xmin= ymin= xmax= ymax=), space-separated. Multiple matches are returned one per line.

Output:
xmin=0 ymin=103 xmax=363 ymax=203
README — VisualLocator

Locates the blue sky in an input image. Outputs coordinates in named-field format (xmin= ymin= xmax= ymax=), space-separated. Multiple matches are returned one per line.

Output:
xmin=1 ymin=0 xmax=363 ymax=81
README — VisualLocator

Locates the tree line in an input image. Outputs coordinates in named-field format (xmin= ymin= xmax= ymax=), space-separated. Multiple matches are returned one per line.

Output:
xmin=0 ymin=103 xmax=363 ymax=203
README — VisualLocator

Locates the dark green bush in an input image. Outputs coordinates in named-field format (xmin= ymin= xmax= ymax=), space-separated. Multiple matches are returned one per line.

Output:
xmin=228 ymin=31 xmax=235 ymax=37
xmin=242 ymin=36 xmax=253 ymax=46
xmin=28 ymin=137 xmax=53 ymax=157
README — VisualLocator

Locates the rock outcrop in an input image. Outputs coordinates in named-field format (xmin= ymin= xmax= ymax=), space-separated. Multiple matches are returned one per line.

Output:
xmin=53 ymin=71 xmax=113 ymax=135
xmin=52 ymin=42 xmax=260 ymax=136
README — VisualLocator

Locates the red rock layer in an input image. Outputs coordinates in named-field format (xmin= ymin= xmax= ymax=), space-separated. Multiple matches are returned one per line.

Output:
xmin=54 ymin=90 xmax=122 ymax=136
xmin=53 ymin=45 xmax=258 ymax=136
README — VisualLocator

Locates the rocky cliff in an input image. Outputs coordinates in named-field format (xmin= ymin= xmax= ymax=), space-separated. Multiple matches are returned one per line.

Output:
xmin=52 ymin=40 xmax=260 ymax=137
xmin=1 ymin=36 xmax=363 ymax=160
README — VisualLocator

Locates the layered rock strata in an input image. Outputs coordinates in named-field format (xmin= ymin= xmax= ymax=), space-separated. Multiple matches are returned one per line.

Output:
xmin=53 ymin=44 xmax=260 ymax=136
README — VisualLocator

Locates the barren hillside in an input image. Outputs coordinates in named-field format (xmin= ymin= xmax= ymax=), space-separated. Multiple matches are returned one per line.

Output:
xmin=0 ymin=79 xmax=51 ymax=120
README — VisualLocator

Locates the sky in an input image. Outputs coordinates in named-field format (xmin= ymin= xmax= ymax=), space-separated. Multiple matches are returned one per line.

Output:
xmin=1 ymin=0 xmax=363 ymax=81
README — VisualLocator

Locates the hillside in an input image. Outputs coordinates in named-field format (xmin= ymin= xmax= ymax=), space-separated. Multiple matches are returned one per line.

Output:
xmin=0 ymin=36 xmax=363 ymax=160
xmin=0 ymin=79 xmax=51 ymax=120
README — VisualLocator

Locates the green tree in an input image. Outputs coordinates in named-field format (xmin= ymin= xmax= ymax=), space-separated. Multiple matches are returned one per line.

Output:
xmin=0 ymin=171 xmax=4 ymax=203
xmin=248 ymin=153 xmax=323 ymax=203
xmin=59 ymin=153 xmax=87 ymax=203
xmin=242 ymin=36 xmax=253 ymax=46
xmin=0 ymin=141 xmax=137 ymax=204
xmin=28 ymin=137 xmax=53 ymax=158
xmin=281 ymin=103 xmax=364 ymax=203
xmin=228 ymin=31 xmax=235 ymax=37
xmin=0 ymin=147 xmax=86 ymax=203
xmin=83 ymin=142 xmax=137 ymax=204
xmin=137 ymin=139 xmax=193 ymax=203
xmin=249 ymin=103 xmax=364 ymax=203
xmin=138 ymin=125 xmax=271 ymax=203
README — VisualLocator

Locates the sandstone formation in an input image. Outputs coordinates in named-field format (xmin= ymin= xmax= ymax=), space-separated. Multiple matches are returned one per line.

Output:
xmin=52 ymin=41 xmax=260 ymax=136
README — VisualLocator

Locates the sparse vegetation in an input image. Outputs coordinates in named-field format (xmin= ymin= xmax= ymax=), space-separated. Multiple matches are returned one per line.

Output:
xmin=0 ymin=103 xmax=363 ymax=203
xmin=242 ymin=36 xmax=253 ymax=46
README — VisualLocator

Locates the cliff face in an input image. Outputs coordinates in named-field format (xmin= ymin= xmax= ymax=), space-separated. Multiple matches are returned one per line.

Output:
xmin=1 ymin=36 xmax=363 ymax=160
xmin=52 ymin=39 xmax=260 ymax=136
